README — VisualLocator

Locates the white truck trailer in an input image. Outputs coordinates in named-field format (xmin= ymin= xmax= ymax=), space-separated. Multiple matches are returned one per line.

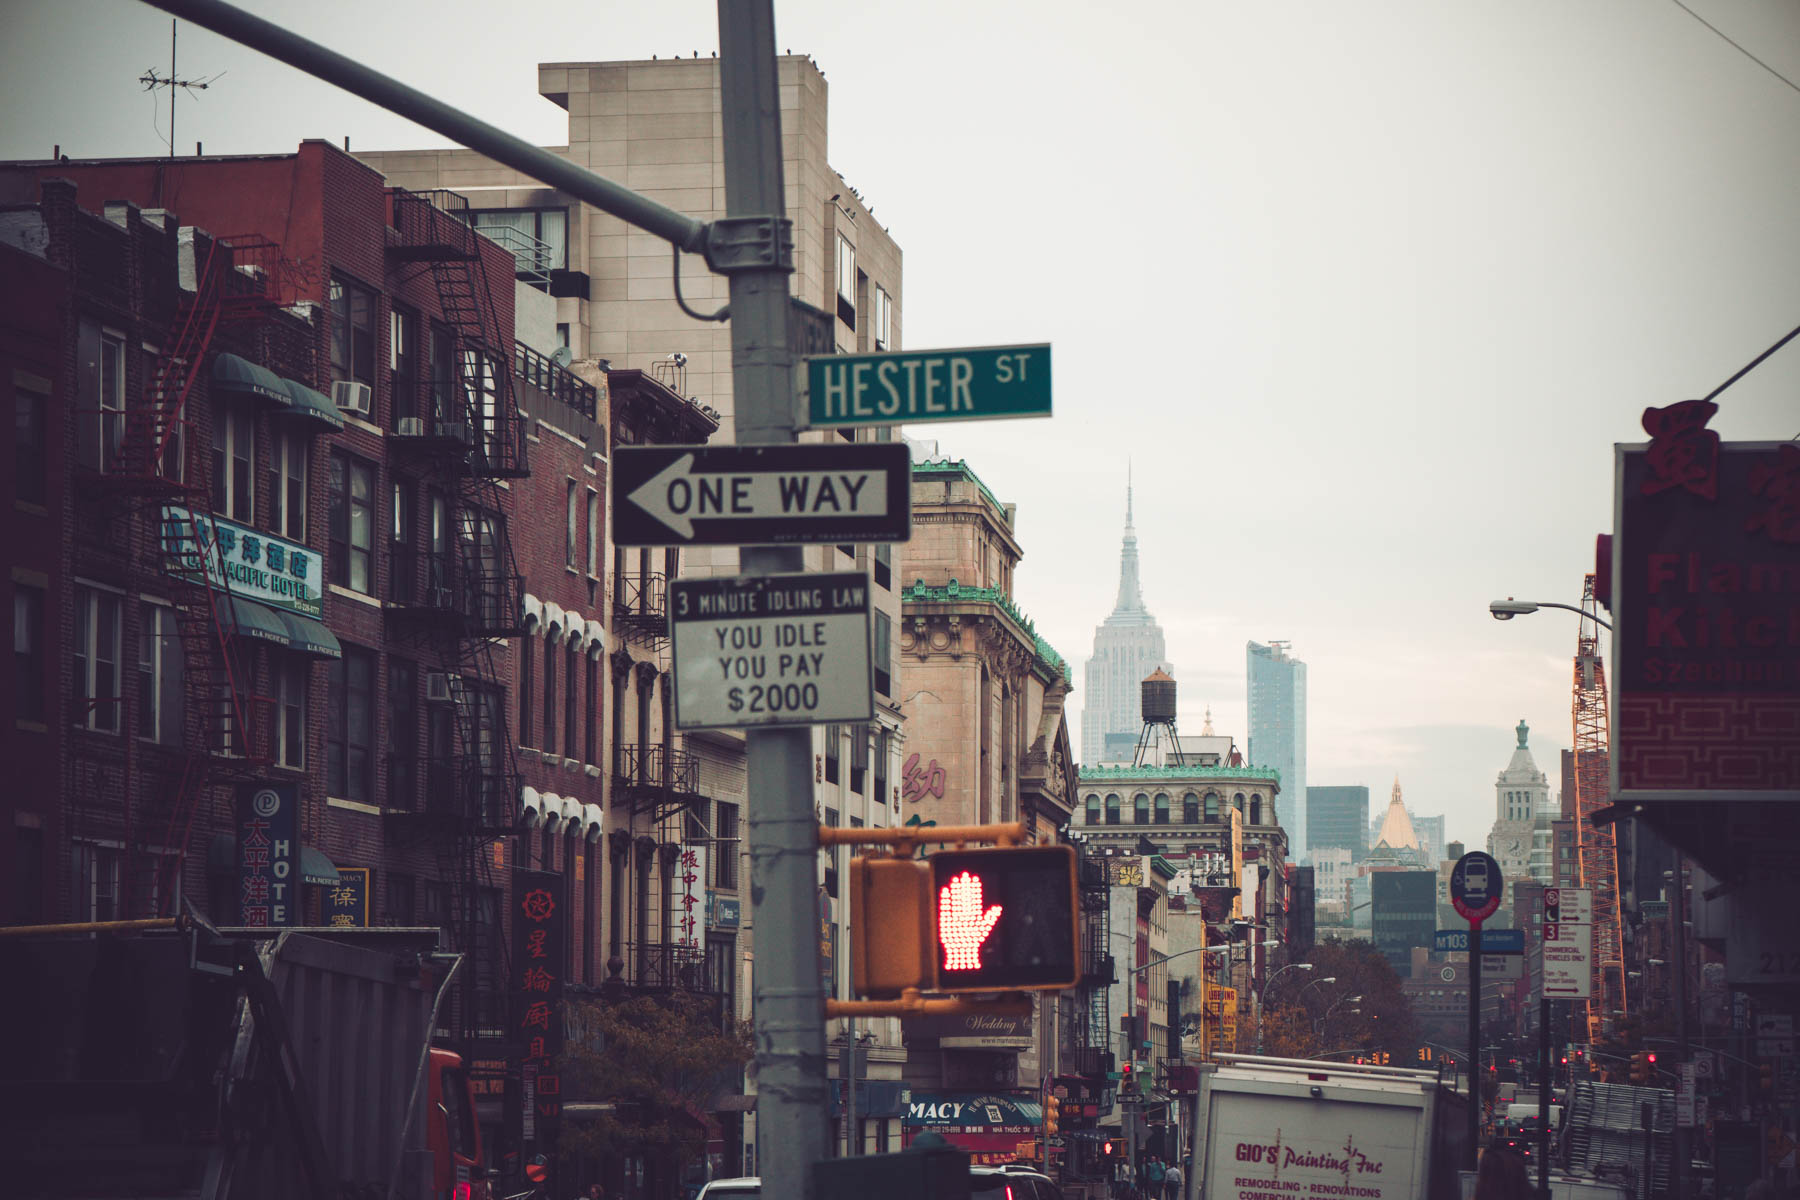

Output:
xmin=1186 ymin=1054 xmax=1468 ymax=1200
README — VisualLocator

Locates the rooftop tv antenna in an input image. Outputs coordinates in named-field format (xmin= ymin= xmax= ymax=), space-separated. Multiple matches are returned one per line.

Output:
xmin=140 ymin=20 xmax=223 ymax=158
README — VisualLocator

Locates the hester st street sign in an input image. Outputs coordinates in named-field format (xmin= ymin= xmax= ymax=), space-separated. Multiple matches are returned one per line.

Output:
xmin=613 ymin=443 xmax=911 ymax=546
xmin=807 ymin=344 xmax=1051 ymax=428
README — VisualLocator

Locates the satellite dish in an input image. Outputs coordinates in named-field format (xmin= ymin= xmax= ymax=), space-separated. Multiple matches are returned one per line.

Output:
xmin=550 ymin=345 xmax=574 ymax=368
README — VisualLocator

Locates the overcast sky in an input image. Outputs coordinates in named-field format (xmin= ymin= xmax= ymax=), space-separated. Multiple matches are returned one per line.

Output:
xmin=5 ymin=0 xmax=1797 ymax=851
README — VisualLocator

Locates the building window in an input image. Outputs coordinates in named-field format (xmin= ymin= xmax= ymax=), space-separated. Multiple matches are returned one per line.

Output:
xmin=14 ymin=373 xmax=48 ymax=504
xmin=1205 ymin=792 xmax=1220 ymax=822
xmin=564 ymin=643 xmax=577 ymax=758
xmin=388 ymin=658 xmax=417 ymax=809
xmin=100 ymin=328 xmax=125 ymax=471
xmin=849 ymin=724 xmax=869 ymax=794
xmin=212 ymin=405 xmax=255 ymax=523
xmin=328 ymin=450 xmax=375 ymax=594
xmin=1134 ymin=793 xmax=1149 ymax=824
xmin=136 ymin=602 xmax=183 ymax=745
xmin=390 ymin=305 xmax=418 ymax=424
xmin=566 ymin=480 xmax=579 ymax=568
xmin=873 ymin=285 xmax=893 ymax=351
xmin=541 ymin=634 xmax=557 ymax=756
xmin=835 ymin=234 xmax=856 ymax=327
xmin=388 ymin=480 xmax=416 ymax=604
xmin=585 ymin=655 xmax=598 ymax=765
xmin=268 ymin=429 xmax=306 ymax=540
xmin=1105 ymin=794 xmax=1121 ymax=825
xmin=874 ymin=728 xmax=890 ymax=808
xmin=586 ymin=489 xmax=600 ymax=578
xmin=873 ymin=610 xmax=891 ymax=696
xmin=1154 ymin=793 xmax=1170 ymax=825
xmin=1183 ymin=792 xmax=1200 ymax=823
xmin=427 ymin=323 xmax=457 ymax=426
xmin=70 ymin=841 xmax=121 ymax=921
xmin=327 ymin=644 xmax=375 ymax=802
xmin=1086 ymin=795 xmax=1100 ymax=823
xmin=1250 ymin=794 xmax=1262 ymax=825
xmin=329 ymin=274 xmax=376 ymax=387
xmin=823 ymin=724 xmax=839 ymax=784
xmin=15 ymin=584 xmax=46 ymax=724
xmin=74 ymin=585 xmax=122 ymax=733
xmin=872 ymin=542 xmax=891 ymax=590
xmin=518 ymin=636 xmax=534 ymax=748
xmin=715 ymin=802 xmax=739 ymax=889
xmin=471 ymin=208 xmax=568 ymax=275
xmin=387 ymin=872 xmax=415 ymax=925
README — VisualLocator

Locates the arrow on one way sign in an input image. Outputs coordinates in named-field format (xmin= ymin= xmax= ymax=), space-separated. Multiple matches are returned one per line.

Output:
xmin=612 ymin=443 xmax=912 ymax=547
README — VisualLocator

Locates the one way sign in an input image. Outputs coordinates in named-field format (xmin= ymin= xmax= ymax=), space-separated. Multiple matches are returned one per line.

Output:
xmin=612 ymin=443 xmax=912 ymax=546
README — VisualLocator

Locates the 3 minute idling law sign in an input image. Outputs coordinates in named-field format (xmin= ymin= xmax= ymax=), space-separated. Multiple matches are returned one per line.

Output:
xmin=1612 ymin=415 xmax=1800 ymax=802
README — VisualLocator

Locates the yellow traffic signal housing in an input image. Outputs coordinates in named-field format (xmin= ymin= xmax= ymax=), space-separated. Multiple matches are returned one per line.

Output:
xmin=929 ymin=844 xmax=1079 ymax=993
xmin=1043 ymin=1094 xmax=1062 ymax=1138
xmin=1629 ymin=1052 xmax=1648 ymax=1083
xmin=849 ymin=856 xmax=932 ymax=999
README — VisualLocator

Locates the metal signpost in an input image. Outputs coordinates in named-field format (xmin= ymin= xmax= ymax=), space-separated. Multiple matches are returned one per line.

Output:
xmin=612 ymin=443 xmax=912 ymax=546
xmin=669 ymin=572 xmax=873 ymax=730
xmin=806 ymin=343 xmax=1053 ymax=427
xmin=1542 ymin=886 xmax=1592 ymax=1199
xmin=1450 ymin=850 xmax=1503 ymax=1173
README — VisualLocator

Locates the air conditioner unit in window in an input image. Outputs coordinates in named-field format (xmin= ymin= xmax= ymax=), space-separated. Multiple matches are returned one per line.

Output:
xmin=333 ymin=380 xmax=373 ymax=416
xmin=426 ymin=672 xmax=456 ymax=703
xmin=438 ymin=420 xmax=470 ymax=444
xmin=396 ymin=416 xmax=426 ymax=437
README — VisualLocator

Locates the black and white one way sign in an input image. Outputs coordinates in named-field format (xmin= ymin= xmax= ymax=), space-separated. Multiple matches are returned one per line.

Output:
xmin=613 ymin=443 xmax=911 ymax=546
xmin=670 ymin=572 xmax=873 ymax=730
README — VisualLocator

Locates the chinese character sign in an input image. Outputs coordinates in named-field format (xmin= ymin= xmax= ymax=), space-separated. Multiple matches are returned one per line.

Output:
xmin=677 ymin=842 xmax=707 ymax=949
xmin=510 ymin=868 xmax=567 ymax=1152
xmin=901 ymin=753 xmax=948 ymax=804
xmin=236 ymin=784 xmax=297 ymax=927
xmin=324 ymin=867 xmax=370 ymax=927
xmin=163 ymin=505 xmax=322 ymax=619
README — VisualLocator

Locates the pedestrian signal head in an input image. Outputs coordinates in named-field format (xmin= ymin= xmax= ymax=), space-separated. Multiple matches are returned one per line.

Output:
xmin=928 ymin=844 xmax=1078 ymax=992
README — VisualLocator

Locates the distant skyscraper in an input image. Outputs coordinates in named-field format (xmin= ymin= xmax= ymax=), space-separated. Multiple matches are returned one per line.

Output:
xmin=1247 ymin=641 xmax=1307 ymax=853
xmin=1082 ymin=478 xmax=1168 ymax=765
xmin=1307 ymin=785 xmax=1369 ymax=861
xmin=1413 ymin=814 xmax=1446 ymax=865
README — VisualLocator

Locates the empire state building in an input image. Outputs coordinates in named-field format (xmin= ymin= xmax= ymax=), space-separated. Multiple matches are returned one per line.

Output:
xmin=1081 ymin=480 xmax=1170 ymax=765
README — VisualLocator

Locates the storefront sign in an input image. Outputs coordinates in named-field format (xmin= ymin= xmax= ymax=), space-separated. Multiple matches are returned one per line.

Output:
xmin=902 ymin=1092 xmax=1044 ymax=1165
xmin=1612 ymin=430 xmax=1800 ymax=801
xmin=236 ymin=783 xmax=297 ymax=926
xmin=907 ymin=1010 xmax=1035 ymax=1049
xmin=510 ymin=868 xmax=567 ymax=1152
xmin=163 ymin=506 xmax=322 ymax=619
xmin=1204 ymin=986 xmax=1238 ymax=1052
xmin=676 ymin=843 xmax=707 ymax=948
xmin=708 ymin=895 xmax=741 ymax=929
xmin=324 ymin=866 xmax=370 ymax=927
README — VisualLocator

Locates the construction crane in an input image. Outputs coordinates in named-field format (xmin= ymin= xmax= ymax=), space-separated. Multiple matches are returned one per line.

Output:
xmin=1571 ymin=573 xmax=1628 ymax=1040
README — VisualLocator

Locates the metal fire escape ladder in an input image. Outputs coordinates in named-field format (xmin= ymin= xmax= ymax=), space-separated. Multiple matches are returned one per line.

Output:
xmin=1572 ymin=572 xmax=1627 ymax=1040
xmin=102 ymin=234 xmax=280 ymax=918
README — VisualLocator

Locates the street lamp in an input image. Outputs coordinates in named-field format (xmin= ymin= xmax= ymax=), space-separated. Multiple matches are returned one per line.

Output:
xmin=1488 ymin=597 xmax=1612 ymax=631
xmin=1253 ymin=963 xmax=1314 ymax=1054
xmin=1315 ymin=994 xmax=1363 ymax=1042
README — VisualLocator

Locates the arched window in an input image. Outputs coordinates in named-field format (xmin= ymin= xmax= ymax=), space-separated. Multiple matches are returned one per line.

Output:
xmin=1154 ymin=793 xmax=1170 ymax=825
xmin=1183 ymin=792 xmax=1200 ymax=823
xmin=1086 ymin=794 xmax=1101 ymax=824
xmin=1105 ymin=793 xmax=1121 ymax=826
xmin=1204 ymin=792 xmax=1220 ymax=822
xmin=1234 ymin=792 xmax=1246 ymax=816
xmin=1133 ymin=793 xmax=1150 ymax=824
xmin=1250 ymin=793 xmax=1263 ymax=825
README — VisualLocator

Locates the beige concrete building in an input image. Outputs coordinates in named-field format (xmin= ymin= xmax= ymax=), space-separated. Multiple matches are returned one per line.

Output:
xmin=359 ymin=54 xmax=911 ymax=1170
xmin=897 ymin=454 xmax=1077 ymax=1093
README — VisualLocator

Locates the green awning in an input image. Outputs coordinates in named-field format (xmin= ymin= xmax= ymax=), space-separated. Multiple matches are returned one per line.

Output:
xmin=275 ymin=609 xmax=342 ymax=659
xmin=217 ymin=595 xmax=341 ymax=658
xmin=216 ymin=595 xmax=290 ymax=646
xmin=277 ymin=377 xmax=346 ymax=431
xmin=213 ymin=353 xmax=289 ymax=405
xmin=301 ymin=846 xmax=340 ymax=886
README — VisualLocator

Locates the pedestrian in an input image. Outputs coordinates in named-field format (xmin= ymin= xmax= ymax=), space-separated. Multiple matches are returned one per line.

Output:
xmin=1163 ymin=1156 xmax=1183 ymax=1200
xmin=1472 ymin=1143 xmax=1530 ymax=1200
xmin=587 ymin=1184 xmax=605 ymax=1200
xmin=1145 ymin=1154 xmax=1165 ymax=1198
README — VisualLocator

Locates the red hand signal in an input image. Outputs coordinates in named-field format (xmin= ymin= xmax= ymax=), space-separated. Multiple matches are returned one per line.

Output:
xmin=938 ymin=870 xmax=1002 ymax=971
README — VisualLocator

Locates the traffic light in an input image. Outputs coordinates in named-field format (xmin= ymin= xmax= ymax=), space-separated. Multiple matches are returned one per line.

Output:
xmin=849 ymin=856 xmax=933 ymax=999
xmin=1044 ymin=1094 xmax=1062 ymax=1138
xmin=929 ymin=844 xmax=1078 ymax=993
xmin=1762 ymin=1064 xmax=1775 ymax=1092
xmin=1630 ymin=1052 xmax=1648 ymax=1083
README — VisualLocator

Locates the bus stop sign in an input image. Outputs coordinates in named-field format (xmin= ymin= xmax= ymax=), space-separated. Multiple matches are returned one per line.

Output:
xmin=1450 ymin=851 xmax=1503 ymax=926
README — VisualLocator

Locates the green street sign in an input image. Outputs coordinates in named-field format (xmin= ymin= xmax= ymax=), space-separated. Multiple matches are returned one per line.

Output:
xmin=806 ymin=343 xmax=1051 ymax=428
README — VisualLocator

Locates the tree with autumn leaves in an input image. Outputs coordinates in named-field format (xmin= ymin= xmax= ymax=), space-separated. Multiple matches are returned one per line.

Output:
xmin=1246 ymin=936 xmax=1422 ymax=1062
xmin=559 ymin=991 xmax=753 ymax=1183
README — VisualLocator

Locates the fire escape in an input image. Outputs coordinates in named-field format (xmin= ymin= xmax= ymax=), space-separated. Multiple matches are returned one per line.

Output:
xmin=79 ymin=231 xmax=285 ymax=919
xmin=1572 ymin=572 xmax=1628 ymax=1040
xmin=384 ymin=187 xmax=528 ymax=1041
xmin=1061 ymin=853 xmax=1116 ymax=1078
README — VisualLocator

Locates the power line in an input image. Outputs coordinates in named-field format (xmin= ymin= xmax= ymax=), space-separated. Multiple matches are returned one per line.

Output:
xmin=1670 ymin=0 xmax=1800 ymax=99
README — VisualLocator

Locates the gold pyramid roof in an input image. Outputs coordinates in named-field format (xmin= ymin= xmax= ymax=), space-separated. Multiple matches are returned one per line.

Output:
xmin=1373 ymin=776 xmax=1420 ymax=851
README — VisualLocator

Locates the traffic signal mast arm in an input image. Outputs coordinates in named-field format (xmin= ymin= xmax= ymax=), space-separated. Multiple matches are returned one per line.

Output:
xmin=824 ymin=988 xmax=1033 ymax=1020
xmin=819 ymin=820 xmax=1029 ymax=849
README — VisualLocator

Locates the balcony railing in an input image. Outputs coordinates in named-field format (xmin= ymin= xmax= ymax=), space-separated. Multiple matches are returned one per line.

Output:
xmin=613 ymin=572 xmax=667 ymax=640
xmin=387 ymin=549 xmax=522 ymax=637
xmin=515 ymin=340 xmax=597 ymax=421
xmin=622 ymin=940 xmax=712 ymax=992
xmin=613 ymin=744 xmax=700 ymax=796
xmin=389 ymin=188 xmax=478 ymax=262
xmin=386 ymin=753 xmax=512 ymax=831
